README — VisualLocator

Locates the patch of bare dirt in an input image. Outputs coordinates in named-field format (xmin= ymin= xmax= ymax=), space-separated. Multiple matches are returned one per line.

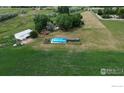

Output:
xmin=21 ymin=38 xmax=33 ymax=44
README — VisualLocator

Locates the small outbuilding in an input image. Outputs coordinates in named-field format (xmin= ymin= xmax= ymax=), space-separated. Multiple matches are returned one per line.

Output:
xmin=14 ymin=29 xmax=32 ymax=40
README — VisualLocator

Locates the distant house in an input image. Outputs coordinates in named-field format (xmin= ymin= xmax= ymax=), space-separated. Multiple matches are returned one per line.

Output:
xmin=14 ymin=29 xmax=32 ymax=41
xmin=50 ymin=37 xmax=67 ymax=44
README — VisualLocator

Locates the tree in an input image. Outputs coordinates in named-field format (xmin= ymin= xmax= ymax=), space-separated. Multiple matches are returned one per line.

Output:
xmin=34 ymin=14 xmax=49 ymax=33
xmin=56 ymin=13 xmax=83 ymax=30
xmin=30 ymin=31 xmax=38 ymax=38
xmin=0 ymin=13 xmax=18 ymax=22
xmin=115 ymin=7 xmax=119 ymax=14
xmin=58 ymin=6 xmax=69 ymax=14
xmin=98 ymin=9 xmax=103 ymax=15
xmin=71 ymin=13 xmax=82 ymax=27
xmin=20 ymin=9 xmax=27 ymax=14
xmin=103 ymin=8 xmax=116 ymax=15
xmin=56 ymin=14 xmax=72 ymax=30
xmin=118 ymin=8 xmax=124 ymax=18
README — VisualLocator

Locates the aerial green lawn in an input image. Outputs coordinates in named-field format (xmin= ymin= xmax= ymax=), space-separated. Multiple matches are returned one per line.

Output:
xmin=102 ymin=20 xmax=124 ymax=38
xmin=102 ymin=20 xmax=124 ymax=49
xmin=0 ymin=9 xmax=124 ymax=75
xmin=0 ymin=47 xmax=124 ymax=76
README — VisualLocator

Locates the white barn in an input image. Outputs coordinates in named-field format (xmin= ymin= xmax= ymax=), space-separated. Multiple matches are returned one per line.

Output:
xmin=14 ymin=29 xmax=32 ymax=40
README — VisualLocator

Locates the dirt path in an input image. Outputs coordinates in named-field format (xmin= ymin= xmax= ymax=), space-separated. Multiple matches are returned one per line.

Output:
xmin=82 ymin=11 xmax=106 ymax=29
xmin=81 ymin=11 xmax=118 ymax=50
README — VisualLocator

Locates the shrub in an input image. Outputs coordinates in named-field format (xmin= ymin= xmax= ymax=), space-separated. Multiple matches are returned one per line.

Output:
xmin=71 ymin=13 xmax=82 ymax=27
xmin=58 ymin=6 xmax=69 ymax=14
xmin=102 ymin=14 xmax=112 ymax=18
xmin=104 ymin=8 xmax=111 ymax=15
xmin=20 ymin=10 xmax=27 ymax=14
xmin=56 ymin=13 xmax=83 ymax=31
xmin=30 ymin=31 xmax=38 ymax=38
xmin=103 ymin=8 xmax=117 ymax=15
xmin=118 ymin=8 xmax=124 ymax=18
xmin=34 ymin=14 xmax=49 ymax=33
xmin=0 ymin=13 xmax=18 ymax=22
xmin=56 ymin=14 xmax=73 ymax=30
xmin=98 ymin=9 xmax=103 ymax=15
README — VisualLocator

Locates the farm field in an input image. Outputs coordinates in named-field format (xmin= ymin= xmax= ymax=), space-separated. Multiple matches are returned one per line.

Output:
xmin=0 ymin=8 xmax=124 ymax=75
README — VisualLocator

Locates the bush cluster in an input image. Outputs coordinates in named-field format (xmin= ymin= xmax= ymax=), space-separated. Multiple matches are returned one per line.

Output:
xmin=102 ymin=15 xmax=112 ymax=18
xmin=98 ymin=8 xmax=117 ymax=16
xmin=33 ymin=6 xmax=84 ymax=32
xmin=58 ymin=6 xmax=69 ymax=14
xmin=34 ymin=14 xmax=49 ymax=33
xmin=97 ymin=7 xmax=124 ymax=19
xmin=118 ymin=8 xmax=124 ymax=18
xmin=20 ymin=10 xmax=27 ymax=14
xmin=71 ymin=13 xmax=82 ymax=27
xmin=30 ymin=31 xmax=38 ymax=38
xmin=56 ymin=13 xmax=83 ymax=30
xmin=56 ymin=14 xmax=72 ymax=30
xmin=0 ymin=13 xmax=18 ymax=22
xmin=97 ymin=9 xmax=103 ymax=15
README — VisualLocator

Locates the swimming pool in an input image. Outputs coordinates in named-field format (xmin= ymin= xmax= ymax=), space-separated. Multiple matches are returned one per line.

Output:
xmin=50 ymin=37 xmax=67 ymax=44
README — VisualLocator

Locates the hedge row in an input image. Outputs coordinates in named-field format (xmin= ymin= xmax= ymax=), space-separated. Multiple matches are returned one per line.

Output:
xmin=0 ymin=13 xmax=18 ymax=22
xmin=97 ymin=8 xmax=124 ymax=19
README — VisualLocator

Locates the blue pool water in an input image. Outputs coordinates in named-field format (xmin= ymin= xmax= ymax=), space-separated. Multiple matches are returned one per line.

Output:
xmin=50 ymin=37 xmax=67 ymax=44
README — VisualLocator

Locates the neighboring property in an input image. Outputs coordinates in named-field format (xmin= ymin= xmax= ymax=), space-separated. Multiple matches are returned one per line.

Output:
xmin=14 ymin=29 xmax=32 ymax=41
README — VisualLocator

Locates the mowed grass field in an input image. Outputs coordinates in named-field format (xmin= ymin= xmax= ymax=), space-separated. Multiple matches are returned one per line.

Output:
xmin=102 ymin=20 xmax=124 ymax=50
xmin=0 ymin=9 xmax=124 ymax=75
xmin=0 ymin=47 xmax=124 ymax=76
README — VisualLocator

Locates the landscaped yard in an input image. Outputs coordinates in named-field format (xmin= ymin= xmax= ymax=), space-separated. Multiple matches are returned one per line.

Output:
xmin=0 ymin=7 xmax=124 ymax=76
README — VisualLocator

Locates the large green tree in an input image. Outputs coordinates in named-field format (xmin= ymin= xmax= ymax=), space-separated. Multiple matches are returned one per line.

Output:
xmin=118 ymin=8 xmax=124 ymax=18
xmin=71 ymin=13 xmax=82 ymax=27
xmin=98 ymin=9 xmax=103 ymax=15
xmin=34 ymin=14 xmax=49 ymax=33
xmin=56 ymin=14 xmax=72 ymax=30
xmin=56 ymin=13 xmax=83 ymax=30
